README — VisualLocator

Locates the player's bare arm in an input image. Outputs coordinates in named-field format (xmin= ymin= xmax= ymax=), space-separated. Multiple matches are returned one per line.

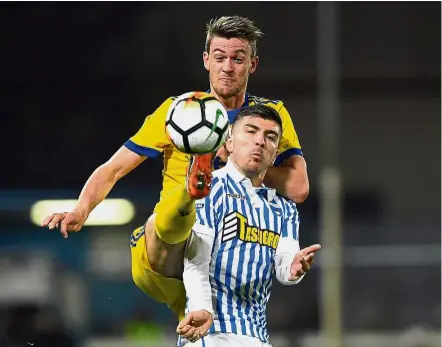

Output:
xmin=264 ymin=155 xmax=309 ymax=203
xmin=41 ymin=146 xmax=146 ymax=238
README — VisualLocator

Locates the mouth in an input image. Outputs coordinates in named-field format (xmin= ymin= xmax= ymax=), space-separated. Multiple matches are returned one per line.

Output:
xmin=250 ymin=151 xmax=263 ymax=160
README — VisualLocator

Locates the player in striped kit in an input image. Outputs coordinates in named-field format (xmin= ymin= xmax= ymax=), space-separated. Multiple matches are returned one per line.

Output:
xmin=178 ymin=104 xmax=321 ymax=346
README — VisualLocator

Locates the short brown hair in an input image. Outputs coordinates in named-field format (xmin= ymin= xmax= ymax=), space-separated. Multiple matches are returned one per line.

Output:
xmin=205 ymin=16 xmax=264 ymax=57
xmin=233 ymin=104 xmax=282 ymax=136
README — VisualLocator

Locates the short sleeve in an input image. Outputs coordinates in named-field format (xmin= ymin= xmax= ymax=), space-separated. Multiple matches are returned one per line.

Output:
xmin=274 ymin=103 xmax=304 ymax=166
xmin=124 ymin=97 xmax=174 ymax=158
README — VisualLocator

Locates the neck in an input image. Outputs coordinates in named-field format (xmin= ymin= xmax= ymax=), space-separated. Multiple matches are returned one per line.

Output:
xmin=209 ymin=86 xmax=247 ymax=110
xmin=231 ymin=158 xmax=266 ymax=187
xmin=249 ymin=172 xmax=266 ymax=188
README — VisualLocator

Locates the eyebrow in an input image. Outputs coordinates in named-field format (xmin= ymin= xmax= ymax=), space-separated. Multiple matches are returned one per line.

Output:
xmin=213 ymin=48 xmax=226 ymax=54
xmin=234 ymin=49 xmax=247 ymax=55
xmin=244 ymin=123 xmax=280 ymax=137
xmin=213 ymin=48 xmax=247 ymax=55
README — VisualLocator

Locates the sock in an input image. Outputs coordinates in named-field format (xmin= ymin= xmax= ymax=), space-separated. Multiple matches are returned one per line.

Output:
xmin=154 ymin=186 xmax=195 ymax=244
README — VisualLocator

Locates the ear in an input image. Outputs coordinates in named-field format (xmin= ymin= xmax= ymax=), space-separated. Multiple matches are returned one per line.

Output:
xmin=249 ymin=56 xmax=259 ymax=75
xmin=225 ymin=134 xmax=234 ymax=154
xmin=203 ymin=52 xmax=210 ymax=71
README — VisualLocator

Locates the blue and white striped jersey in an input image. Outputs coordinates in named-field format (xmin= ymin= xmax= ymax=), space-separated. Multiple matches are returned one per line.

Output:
xmin=186 ymin=159 xmax=300 ymax=344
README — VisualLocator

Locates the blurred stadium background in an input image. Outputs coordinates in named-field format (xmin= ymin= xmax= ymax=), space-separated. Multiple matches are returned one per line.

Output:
xmin=0 ymin=2 xmax=440 ymax=347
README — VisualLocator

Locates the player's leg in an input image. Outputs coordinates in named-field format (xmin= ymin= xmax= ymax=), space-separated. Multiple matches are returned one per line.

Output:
xmin=145 ymin=153 xmax=214 ymax=276
xmin=130 ymin=153 xmax=214 ymax=321
xmin=130 ymin=223 xmax=186 ymax=320
xmin=155 ymin=152 xmax=214 ymax=243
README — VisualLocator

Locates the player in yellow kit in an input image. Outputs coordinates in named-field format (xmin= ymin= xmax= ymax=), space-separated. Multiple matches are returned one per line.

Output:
xmin=41 ymin=16 xmax=309 ymax=339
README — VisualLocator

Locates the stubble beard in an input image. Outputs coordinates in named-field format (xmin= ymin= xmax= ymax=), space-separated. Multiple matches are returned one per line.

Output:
xmin=211 ymin=75 xmax=248 ymax=100
xmin=243 ymin=158 xmax=268 ymax=178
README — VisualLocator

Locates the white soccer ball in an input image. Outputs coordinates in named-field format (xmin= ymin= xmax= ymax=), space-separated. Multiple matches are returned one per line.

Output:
xmin=166 ymin=91 xmax=229 ymax=154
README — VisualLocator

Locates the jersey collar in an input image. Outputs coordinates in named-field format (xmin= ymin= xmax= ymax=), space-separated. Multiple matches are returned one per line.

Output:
xmin=205 ymin=90 xmax=250 ymax=109
xmin=225 ymin=158 xmax=276 ymax=202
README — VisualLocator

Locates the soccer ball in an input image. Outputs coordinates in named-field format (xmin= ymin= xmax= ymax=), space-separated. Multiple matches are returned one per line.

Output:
xmin=166 ymin=91 xmax=229 ymax=154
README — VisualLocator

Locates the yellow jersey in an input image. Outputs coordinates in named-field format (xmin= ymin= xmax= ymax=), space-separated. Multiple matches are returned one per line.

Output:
xmin=124 ymin=93 xmax=303 ymax=206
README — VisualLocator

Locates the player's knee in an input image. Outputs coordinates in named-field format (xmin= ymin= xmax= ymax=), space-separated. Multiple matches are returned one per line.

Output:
xmin=131 ymin=266 xmax=168 ymax=304
xmin=131 ymin=255 xmax=147 ymax=292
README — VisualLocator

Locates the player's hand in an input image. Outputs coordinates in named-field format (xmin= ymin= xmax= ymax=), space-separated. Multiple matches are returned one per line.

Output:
xmin=289 ymin=244 xmax=322 ymax=281
xmin=176 ymin=309 xmax=213 ymax=343
xmin=41 ymin=210 xmax=87 ymax=239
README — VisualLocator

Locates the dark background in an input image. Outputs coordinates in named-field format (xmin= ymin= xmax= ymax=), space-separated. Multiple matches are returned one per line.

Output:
xmin=0 ymin=2 xmax=440 ymax=347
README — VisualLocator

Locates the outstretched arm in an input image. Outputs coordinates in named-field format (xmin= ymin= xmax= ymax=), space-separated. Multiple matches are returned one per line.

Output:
xmin=42 ymin=97 xmax=173 ymax=237
xmin=41 ymin=146 xmax=145 ymax=237
xmin=75 ymin=146 xmax=145 ymax=220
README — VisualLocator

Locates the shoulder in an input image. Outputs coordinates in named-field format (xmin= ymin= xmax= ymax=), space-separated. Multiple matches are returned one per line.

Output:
xmin=275 ymin=194 xmax=298 ymax=216
xmin=146 ymin=96 xmax=176 ymax=121
xmin=212 ymin=166 xmax=229 ymax=180
xmin=210 ymin=169 xmax=227 ymax=193
xmin=248 ymin=94 xmax=283 ymax=109
xmin=248 ymin=94 xmax=292 ymax=119
xmin=203 ymin=168 xmax=231 ymax=202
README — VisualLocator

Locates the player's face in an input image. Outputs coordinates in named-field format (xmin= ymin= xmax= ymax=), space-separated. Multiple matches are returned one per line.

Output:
xmin=203 ymin=36 xmax=258 ymax=99
xmin=227 ymin=116 xmax=280 ymax=176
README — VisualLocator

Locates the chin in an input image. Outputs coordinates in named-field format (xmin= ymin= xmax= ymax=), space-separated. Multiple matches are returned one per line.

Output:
xmin=246 ymin=162 xmax=262 ymax=173
xmin=217 ymin=90 xmax=236 ymax=99
xmin=215 ymin=85 xmax=240 ymax=98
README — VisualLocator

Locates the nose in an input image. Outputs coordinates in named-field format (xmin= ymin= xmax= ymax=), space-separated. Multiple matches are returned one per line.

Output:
xmin=222 ymin=58 xmax=234 ymax=73
xmin=255 ymin=134 xmax=265 ymax=148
